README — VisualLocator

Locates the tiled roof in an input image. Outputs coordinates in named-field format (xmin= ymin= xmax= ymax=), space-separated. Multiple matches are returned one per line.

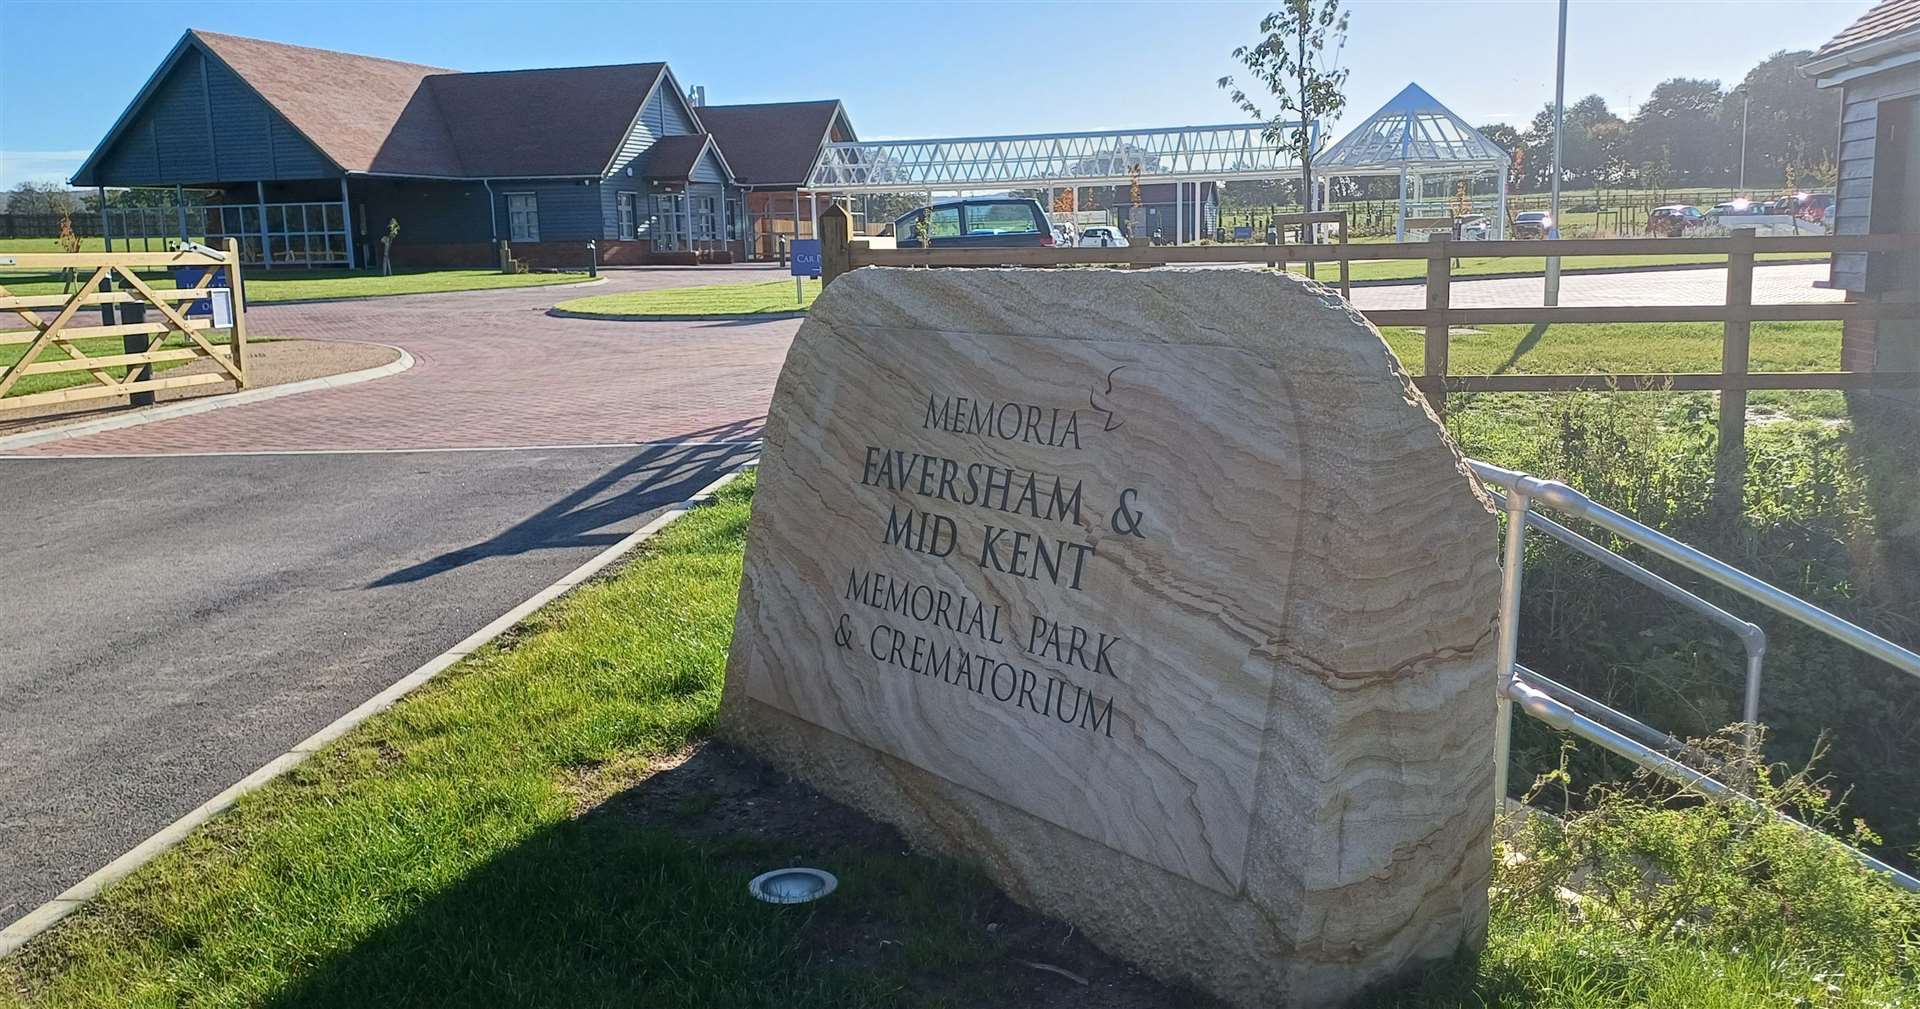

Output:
xmin=1813 ymin=0 xmax=1920 ymax=61
xmin=190 ymin=32 xmax=665 ymax=178
xmin=193 ymin=30 xmax=460 ymax=176
xmin=424 ymin=63 xmax=667 ymax=177
xmin=698 ymin=101 xmax=845 ymax=186
xmin=640 ymin=133 xmax=713 ymax=178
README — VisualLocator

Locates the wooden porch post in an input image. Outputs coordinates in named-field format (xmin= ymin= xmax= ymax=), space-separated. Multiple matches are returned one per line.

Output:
xmin=819 ymin=204 xmax=852 ymax=287
xmin=256 ymin=180 xmax=272 ymax=271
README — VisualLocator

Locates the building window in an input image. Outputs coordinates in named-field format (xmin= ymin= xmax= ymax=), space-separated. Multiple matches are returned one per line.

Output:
xmin=506 ymin=193 xmax=540 ymax=242
xmin=617 ymin=192 xmax=636 ymax=239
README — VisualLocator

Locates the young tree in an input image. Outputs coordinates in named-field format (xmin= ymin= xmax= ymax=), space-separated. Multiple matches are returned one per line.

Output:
xmin=1629 ymin=78 xmax=1733 ymax=186
xmin=1724 ymin=50 xmax=1841 ymax=191
xmin=1219 ymin=1 xmax=1350 ymax=228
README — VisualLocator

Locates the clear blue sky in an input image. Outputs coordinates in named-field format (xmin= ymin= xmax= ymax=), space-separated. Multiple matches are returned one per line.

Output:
xmin=0 ymin=0 xmax=1868 ymax=188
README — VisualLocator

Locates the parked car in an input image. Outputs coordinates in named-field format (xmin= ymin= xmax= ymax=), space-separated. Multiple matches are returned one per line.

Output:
xmin=1646 ymin=204 xmax=1705 ymax=237
xmin=892 ymin=198 xmax=1055 ymax=248
xmin=1077 ymin=225 xmax=1129 ymax=248
xmin=1512 ymin=211 xmax=1553 ymax=239
xmin=1456 ymin=215 xmax=1490 ymax=241
xmin=1706 ymin=199 xmax=1762 ymax=220
xmin=1781 ymin=192 xmax=1834 ymax=222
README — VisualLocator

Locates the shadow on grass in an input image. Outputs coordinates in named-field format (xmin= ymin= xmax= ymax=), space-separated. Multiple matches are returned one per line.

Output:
xmin=368 ymin=418 xmax=762 ymax=587
xmin=255 ymin=744 xmax=1222 ymax=1009
xmin=1492 ymin=322 xmax=1554 ymax=376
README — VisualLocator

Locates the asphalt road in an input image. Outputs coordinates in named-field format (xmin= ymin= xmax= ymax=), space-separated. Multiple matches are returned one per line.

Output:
xmin=0 ymin=441 xmax=754 ymax=922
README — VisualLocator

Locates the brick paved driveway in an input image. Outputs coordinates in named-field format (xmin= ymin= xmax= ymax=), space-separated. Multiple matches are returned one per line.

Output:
xmin=10 ymin=264 xmax=798 ymax=457
xmin=4 ymin=261 xmax=1835 ymax=459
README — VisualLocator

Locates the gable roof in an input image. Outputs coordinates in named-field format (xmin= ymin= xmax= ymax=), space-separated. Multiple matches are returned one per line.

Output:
xmin=75 ymin=30 xmax=682 ymax=182
xmin=1812 ymin=0 xmax=1920 ymax=63
xmin=194 ymin=30 xmax=459 ymax=177
xmin=698 ymin=100 xmax=850 ymax=186
xmin=639 ymin=133 xmax=717 ymax=178
xmin=423 ymin=63 xmax=667 ymax=177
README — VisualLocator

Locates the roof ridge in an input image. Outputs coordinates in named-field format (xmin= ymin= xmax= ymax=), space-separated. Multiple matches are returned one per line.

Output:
xmin=189 ymin=29 xmax=458 ymax=74
xmin=702 ymin=99 xmax=841 ymax=109
xmin=431 ymin=60 xmax=668 ymax=79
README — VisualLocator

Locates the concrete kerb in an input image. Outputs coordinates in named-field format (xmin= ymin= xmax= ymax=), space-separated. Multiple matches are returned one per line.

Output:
xmin=0 ymin=347 xmax=415 ymax=454
xmin=0 ymin=462 xmax=754 ymax=960
xmin=546 ymin=307 xmax=808 ymax=323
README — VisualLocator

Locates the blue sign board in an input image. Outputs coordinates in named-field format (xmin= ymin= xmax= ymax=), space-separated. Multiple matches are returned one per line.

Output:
xmin=172 ymin=266 xmax=229 ymax=317
xmin=1233 ymin=226 xmax=1253 ymax=240
xmin=171 ymin=266 xmax=233 ymax=326
xmin=790 ymin=239 xmax=822 ymax=278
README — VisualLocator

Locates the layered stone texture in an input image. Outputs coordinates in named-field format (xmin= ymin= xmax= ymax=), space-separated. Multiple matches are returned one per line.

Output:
xmin=721 ymin=266 xmax=1501 ymax=1007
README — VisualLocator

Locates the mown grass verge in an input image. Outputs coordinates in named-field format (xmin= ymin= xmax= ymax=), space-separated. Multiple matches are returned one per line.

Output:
xmin=553 ymin=278 xmax=819 ymax=319
xmin=7 ymin=461 xmax=1917 ymax=1008
xmin=0 ymin=332 xmax=261 ymax=399
xmin=0 ymin=267 xmax=591 ymax=302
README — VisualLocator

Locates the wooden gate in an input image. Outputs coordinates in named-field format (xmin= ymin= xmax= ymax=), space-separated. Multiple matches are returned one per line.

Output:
xmin=0 ymin=239 xmax=249 ymax=415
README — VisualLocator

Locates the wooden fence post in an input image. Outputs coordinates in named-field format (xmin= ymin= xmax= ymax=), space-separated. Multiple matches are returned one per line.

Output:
xmin=1337 ymin=215 xmax=1352 ymax=302
xmin=226 ymin=238 xmax=249 ymax=388
xmin=1717 ymin=227 xmax=1755 ymax=510
xmin=819 ymin=204 xmax=852 ymax=287
xmin=1425 ymin=232 xmax=1452 ymax=416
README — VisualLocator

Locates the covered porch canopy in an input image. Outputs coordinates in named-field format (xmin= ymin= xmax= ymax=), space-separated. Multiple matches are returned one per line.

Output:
xmin=1317 ymin=83 xmax=1511 ymax=240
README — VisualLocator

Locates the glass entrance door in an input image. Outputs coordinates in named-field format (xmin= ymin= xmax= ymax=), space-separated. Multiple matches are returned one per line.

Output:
xmin=653 ymin=194 xmax=685 ymax=251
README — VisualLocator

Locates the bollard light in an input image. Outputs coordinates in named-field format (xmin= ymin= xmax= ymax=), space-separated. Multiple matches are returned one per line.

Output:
xmin=748 ymin=867 xmax=836 ymax=904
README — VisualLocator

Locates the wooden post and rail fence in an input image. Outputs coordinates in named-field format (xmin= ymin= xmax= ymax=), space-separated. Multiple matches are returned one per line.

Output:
xmin=0 ymin=239 xmax=249 ymax=417
xmin=819 ymin=205 xmax=1920 ymax=492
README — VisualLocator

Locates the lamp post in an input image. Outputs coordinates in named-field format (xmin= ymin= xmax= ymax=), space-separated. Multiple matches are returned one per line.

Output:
xmin=1544 ymin=0 xmax=1567 ymax=307
xmin=1737 ymin=89 xmax=1750 ymax=193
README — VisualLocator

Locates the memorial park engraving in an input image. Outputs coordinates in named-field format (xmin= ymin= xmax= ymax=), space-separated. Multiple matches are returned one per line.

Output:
xmin=721 ymin=266 xmax=1502 ymax=1007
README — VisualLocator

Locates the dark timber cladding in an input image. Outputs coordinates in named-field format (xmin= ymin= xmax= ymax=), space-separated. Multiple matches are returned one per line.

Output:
xmin=698 ymin=100 xmax=857 ymax=258
xmin=1804 ymin=0 xmax=1920 ymax=403
xmin=69 ymin=30 xmax=779 ymax=267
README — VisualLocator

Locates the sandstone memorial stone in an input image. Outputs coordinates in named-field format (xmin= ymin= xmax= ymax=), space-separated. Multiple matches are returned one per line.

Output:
xmin=721 ymin=266 xmax=1502 ymax=1007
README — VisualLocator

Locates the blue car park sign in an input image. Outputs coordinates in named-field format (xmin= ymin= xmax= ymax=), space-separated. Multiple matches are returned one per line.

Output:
xmin=1233 ymin=226 xmax=1253 ymax=240
xmin=171 ymin=266 xmax=234 ymax=327
xmin=791 ymin=239 xmax=822 ymax=278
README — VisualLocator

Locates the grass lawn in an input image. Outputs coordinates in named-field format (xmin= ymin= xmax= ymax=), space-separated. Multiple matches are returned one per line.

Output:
xmin=0 ymin=264 xmax=592 ymax=303
xmin=1377 ymin=321 xmax=1846 ymax=420
xmin=7 ymin=469 xmax=1914 ymax=1009
xmin=0 ymin=332 xmax=253 ymax=400
xmin=555 ymin=278 xmax=819 ymax=318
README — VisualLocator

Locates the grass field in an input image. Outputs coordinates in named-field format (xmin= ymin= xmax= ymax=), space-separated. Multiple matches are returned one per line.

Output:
xmin=0 ymin=267 xmax=592 ymax=303
xmin=554 ymin=278 xmax=819 ymax=317
xmin=0 ymin=332 xmax=254 ymax=400
xmin=6 ymin=469 xmax=1913 ymax=1009
xmin=1 ymin=237 xmax=596 ymax=301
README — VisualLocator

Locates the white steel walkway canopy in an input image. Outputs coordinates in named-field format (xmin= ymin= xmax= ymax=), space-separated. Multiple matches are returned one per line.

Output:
xmin=1318 ymin=83 xmax=1511 ymax=239
xmin=805 ymin=121 xmax=1313 ymax=192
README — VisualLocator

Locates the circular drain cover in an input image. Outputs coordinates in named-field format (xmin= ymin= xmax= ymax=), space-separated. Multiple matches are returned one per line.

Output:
xmin=749 ymin=867 xmax=838 ymax=904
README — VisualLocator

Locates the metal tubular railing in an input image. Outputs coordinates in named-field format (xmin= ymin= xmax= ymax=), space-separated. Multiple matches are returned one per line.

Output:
xmin=1469 ymin=458 xmax=1920 ymax=893
xmin=1484 ymin=488 xmax=1768 ymax=726
xmin=1472 ymin=460 xmax=1920 ymax=681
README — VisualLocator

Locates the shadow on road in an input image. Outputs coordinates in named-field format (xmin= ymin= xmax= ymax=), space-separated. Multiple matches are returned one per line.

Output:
xmin=368 ymin=418 xmax=762 ymax=587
